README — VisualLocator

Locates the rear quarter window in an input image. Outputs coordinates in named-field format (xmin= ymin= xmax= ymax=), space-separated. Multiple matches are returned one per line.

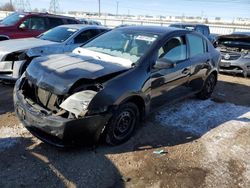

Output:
xmin=48 ymin=17 xmax=64 ymax=29
xmin=187 ymin=34 xmax=206 ymax=57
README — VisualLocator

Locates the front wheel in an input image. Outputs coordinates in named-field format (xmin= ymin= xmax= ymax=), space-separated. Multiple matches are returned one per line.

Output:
xmin=105 ymin=102 xmax=139 ymax=145
xmin=196 ymin=73 xmax=217 ymax=100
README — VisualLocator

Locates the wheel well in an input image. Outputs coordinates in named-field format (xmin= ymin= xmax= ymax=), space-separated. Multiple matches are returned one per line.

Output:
xmin=0 ymin=36 xmax=9 ymax=41
xmin=121 ymin=96 xmax=146 ymax=121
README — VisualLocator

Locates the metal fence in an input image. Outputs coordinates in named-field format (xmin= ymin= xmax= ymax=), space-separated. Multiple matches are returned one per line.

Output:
xmin=90 ymin=17 xmax=250 ymax=35
xmin=0 ymin=11 xmax=250 ymax=35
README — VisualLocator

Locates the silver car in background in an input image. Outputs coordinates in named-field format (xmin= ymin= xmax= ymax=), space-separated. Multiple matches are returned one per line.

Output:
xmin=218 ymin=32 xmax=250 ymax=78
xmin=0 ymin=24 xmax=109 ymax=81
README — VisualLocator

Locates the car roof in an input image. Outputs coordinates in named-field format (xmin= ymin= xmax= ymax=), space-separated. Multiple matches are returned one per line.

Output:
xmin=114 ymin=25 xmax=186 ymax=35
xmin=16 ymin=12 xmax=76 ymax=19
xmin=232 ymin=31 xmax=250 ymax=36
xmin=57 ymin=24 xmax=108 ymax=30
xmin=170 ymin=23 xmax=207 ymax=27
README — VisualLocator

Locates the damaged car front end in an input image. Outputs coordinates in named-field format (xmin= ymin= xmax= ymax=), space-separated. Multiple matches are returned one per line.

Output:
xmin=217 ymin=33 xmax=250 ymax=77
xmin=14 ymin=66 xmax=119 ymax=147
xmin=14 ymin=47 xmax=135 ymax=146
xmin=14 ymin=76 xmax=113 ymax=147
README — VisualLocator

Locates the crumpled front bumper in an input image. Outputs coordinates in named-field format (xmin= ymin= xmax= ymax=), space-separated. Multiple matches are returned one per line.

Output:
xmin=14 ymin=84 xmax=112 ymax=147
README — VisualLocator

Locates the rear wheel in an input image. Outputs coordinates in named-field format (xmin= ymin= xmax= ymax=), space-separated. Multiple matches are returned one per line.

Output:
xmin=105 ymin=102 xmax=139 ymax=145
xmin=197 ymin=73 xmax=217 ymax=100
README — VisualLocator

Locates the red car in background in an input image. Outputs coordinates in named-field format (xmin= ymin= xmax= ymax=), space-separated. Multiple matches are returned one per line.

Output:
xmin=0 ymin=12 xmax=80 ymax=41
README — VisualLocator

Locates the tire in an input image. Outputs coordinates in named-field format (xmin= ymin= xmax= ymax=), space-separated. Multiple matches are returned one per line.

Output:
xmin=243 ymin=71 xmax=248 ymax=78
xmin=197 ymin=73 xmax=217 ymax=100
xmin=105 ymin=102 xmax=139 ymax=145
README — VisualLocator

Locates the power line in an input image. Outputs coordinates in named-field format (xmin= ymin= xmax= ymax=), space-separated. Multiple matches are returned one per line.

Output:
xmin=14 ymin=0 xmax=31 ymax=11
xmin=98 ymin=0 xmax=100 ymax=16
xmin=49 ymin=0 xmax=60 ymax=14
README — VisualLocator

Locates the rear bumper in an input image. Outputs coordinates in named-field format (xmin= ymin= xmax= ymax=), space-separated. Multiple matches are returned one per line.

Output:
xmin=14 ymin=86 xmax=112 ymax=147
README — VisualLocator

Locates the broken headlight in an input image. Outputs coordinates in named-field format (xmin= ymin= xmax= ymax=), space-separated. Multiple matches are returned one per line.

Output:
xmin=60 ymin=90 xmax=97 ymax=118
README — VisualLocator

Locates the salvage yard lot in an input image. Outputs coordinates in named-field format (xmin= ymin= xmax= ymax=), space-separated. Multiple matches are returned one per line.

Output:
xmin=0 ymin=74 xmax=250 ymax=188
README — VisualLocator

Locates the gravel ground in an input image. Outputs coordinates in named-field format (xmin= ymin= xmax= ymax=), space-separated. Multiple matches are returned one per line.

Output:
xmin=0 ymin=74 xmax=249 ymax=188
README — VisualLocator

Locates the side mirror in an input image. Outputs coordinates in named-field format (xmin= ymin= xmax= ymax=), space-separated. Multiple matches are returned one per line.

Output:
xmin=153 ymin=58 xmax=176 ymax=69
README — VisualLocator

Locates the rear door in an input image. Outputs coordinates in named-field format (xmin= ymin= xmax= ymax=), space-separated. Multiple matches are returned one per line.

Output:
xmin=150 ymin=35 xmax=193 ymax=109
xmin=186 ymin=34 xmax=211 ymax=91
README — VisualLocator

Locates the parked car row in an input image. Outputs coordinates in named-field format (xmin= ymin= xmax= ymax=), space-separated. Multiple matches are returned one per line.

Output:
xmin=0 ymin=24 xmax=109 ymax=81
xmin=0 ymin=12 xmax=102 ymax=41
xmin=0 ymin=14 xmax=248 ymax=147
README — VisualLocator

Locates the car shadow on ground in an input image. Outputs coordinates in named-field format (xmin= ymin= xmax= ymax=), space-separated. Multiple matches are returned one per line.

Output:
xmin=0 ymin=83 xmax=14 ymax=115
xmin=0 ymin=136 xmax=125 ymax=188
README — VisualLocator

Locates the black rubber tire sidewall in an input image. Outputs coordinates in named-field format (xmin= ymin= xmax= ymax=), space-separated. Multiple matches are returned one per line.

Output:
xmin=197 ymin=73 xmax=216 ymax=100
xmin=105 ymin=102 xmax=139 ymax=146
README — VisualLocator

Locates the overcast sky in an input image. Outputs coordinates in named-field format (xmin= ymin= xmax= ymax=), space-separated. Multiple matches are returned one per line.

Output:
xmin=1 ymin=0 xmax=250 ymax=19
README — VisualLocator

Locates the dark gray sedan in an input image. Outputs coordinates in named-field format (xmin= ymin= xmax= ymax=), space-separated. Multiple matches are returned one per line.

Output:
xmin=14 ymin=26 xmax=220 ymax=147
xmin=0 ymin=24 xmax=109 ymax=81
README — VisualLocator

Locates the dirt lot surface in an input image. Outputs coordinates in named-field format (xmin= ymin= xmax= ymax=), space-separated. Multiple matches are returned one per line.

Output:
xmin=0 ymin=74 xmax=250 ymax=188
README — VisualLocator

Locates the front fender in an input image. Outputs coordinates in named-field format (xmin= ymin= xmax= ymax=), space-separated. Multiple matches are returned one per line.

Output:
xmin=88 ymin=67 xmax=149 ymax=112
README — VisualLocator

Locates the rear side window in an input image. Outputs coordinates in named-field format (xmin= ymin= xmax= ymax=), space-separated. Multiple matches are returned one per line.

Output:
xmin=48 ymin=17 xmax=64 ymax=28
xmin=74 ymin=29 xmax=100 ymax=44
xmin=187 ymin=34 xmax=205 ymax=57
xmin=66 ymin=19 xmax=78 ymax=24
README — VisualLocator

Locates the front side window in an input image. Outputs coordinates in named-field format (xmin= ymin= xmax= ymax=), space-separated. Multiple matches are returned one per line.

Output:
xmin=19 ymin=17 xmax=47 ymax=30
xmin=158 ymin=36 xmax=187 ymax=62
xmin=84 ymin=30 xmax=159 ymax=63
xmin=187 ymin=34 xmax=205 ymax=57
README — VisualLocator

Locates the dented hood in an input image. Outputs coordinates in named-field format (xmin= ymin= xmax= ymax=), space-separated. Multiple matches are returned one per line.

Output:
xmin=0 ymin=37 xmax=58 ymax=57
xmin=218 ymin=34 xmax=250 ymax=49
xmin=26 ymin=50 xmax=132 ymax=95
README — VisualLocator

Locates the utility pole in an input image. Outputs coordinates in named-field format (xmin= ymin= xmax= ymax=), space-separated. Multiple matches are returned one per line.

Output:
xmin=98 ymin=0 xmax=100 ymax=17
xmin=14 ymin=0 xmax=31 ymax=11
xmin=49 ymin=0 xmax=60 ymax=14
xmin=116 ymin=1 xmax=119 ymax=17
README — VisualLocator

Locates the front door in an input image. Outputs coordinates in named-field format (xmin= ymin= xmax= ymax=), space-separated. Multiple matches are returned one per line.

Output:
xmin=150 ymin=35 xmax=193 ymax=110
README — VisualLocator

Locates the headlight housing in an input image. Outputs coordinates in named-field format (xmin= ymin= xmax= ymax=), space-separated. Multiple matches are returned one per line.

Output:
xmin=60 ymin=90 xmax=97 ymax=118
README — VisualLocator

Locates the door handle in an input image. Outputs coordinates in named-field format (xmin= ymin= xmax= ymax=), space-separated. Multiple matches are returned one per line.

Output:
xmin=206 ymin=59 xmax=211 ymax=64
xmin=182 ymin=68 xmax=190 ymax=75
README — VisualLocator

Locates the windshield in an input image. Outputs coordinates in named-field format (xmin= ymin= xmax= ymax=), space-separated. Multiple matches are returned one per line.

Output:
xmin=83 ymin=29 xmax=159 ymax=63
xmin=0 ymin=13 xmax=24 ymax=26
xmin=38 ymin=27 xmax=78 ymax=42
